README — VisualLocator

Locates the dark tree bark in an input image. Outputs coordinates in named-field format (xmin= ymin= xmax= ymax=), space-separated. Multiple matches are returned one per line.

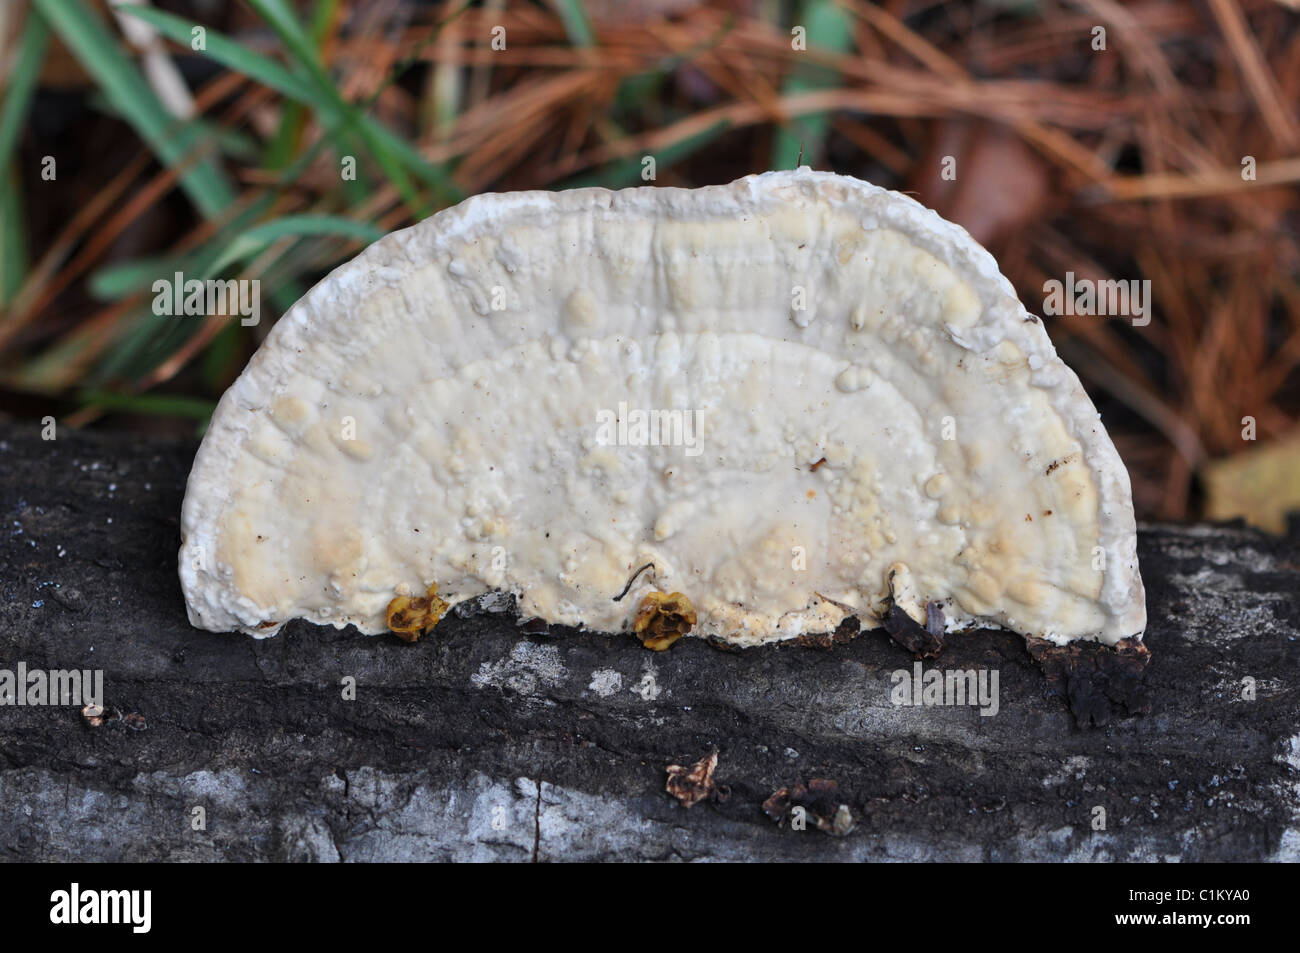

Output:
xmin=1 ymin=421 xmax=1297 ymax=861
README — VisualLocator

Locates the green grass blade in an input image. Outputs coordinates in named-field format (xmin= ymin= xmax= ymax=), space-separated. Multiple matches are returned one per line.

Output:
xmin=77 ymin=388 xmax=216 ymax=420
xmin=0 ymin=11 xmax=48 ymax=173
xmin=770 ymin=0 xmax=851 ymax=170
xmin=262 ymin=0 xmax=339 ymax=168
xmin=32 ymin=0 xmax=234 ymax=219
xmin=114 ymin=5 xmax=320 ymax=103
xmin=122 ymin=2 xmax=458 ymax=208
xmin=242 ymin=0 xmax=425 ymax=212
xmin=89 ymin=254 xmax=198 ymax=301
xmin=117 ymin=4 xmax=380 ymax=204
xmin=555 ymin=0 xmax=596 ymax=48
xmin=0 ymin=11 xmax=49 ymax=304
xmin=209 ymin=214 xmax=384 ymax=271
xmin=244 ymin=0 xmax=323 ymax=73
xmin=200 ymin=320 xmax=241 ymax=390
xmin=0 ymin=168 xmax=27 ymax=305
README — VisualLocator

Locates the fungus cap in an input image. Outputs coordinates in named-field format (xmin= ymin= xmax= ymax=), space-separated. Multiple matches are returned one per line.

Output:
xmin=179 ymin=169 xmax=1146 ymax=646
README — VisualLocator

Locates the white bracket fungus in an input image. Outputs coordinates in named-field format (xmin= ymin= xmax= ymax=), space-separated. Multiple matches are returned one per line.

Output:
xmin=179 ymin=170 xmax=1146 ymax=648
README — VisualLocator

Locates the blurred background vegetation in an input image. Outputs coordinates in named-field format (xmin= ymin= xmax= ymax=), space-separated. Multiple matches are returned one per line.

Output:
xmin=0 ymin=0 xmax=1298 ymax=526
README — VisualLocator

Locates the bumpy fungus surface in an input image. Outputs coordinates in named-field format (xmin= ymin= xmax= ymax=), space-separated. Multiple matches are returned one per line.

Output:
xmin=179 ymin=170 xmax=1145 ymax=647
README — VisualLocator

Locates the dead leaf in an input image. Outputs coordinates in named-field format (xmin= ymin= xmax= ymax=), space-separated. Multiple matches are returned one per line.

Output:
xmin=665 ymin=749 xmax=727 ymax=808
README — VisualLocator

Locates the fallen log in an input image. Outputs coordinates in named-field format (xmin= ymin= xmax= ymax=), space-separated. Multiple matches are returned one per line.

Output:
xmin=0 ymin=421 xmax=1296 ymax=861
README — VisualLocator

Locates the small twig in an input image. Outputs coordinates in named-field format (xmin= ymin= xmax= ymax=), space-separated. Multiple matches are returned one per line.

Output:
xmin=613 ymin=562 xmax=655 ymax=602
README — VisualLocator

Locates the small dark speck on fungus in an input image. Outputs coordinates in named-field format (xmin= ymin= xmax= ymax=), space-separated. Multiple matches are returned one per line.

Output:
xmin=386 ymin=583 xmax=449 ymax=642
xmin=633 ymin=590 xmax=697 ymax=651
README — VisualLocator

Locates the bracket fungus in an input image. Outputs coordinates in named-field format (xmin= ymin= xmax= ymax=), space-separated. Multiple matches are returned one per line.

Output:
xmin=179 ymin=169 xmax=1146 ymax=653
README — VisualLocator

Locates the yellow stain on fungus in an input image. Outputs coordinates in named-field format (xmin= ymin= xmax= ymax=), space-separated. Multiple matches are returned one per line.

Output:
xmin=633 ymin=590 xmax=698 ymax=651
xmin=386 ymin=583 xmax=449 ymax=642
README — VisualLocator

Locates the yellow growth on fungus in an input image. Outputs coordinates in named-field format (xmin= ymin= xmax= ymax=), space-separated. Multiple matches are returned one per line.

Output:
xmin=385 ymin=583 xmax=449 ymax=642
xmin=633 ymin=590 xmax=697 ymax=651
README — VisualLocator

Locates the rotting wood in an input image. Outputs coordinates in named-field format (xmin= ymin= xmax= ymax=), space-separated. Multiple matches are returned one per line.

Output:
xmin=0 ymin=422 xmax=1297 ymax=861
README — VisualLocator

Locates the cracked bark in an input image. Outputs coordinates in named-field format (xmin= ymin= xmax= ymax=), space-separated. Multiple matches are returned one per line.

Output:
xmin=1 ymin=421 xmax=1298 ymax=861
